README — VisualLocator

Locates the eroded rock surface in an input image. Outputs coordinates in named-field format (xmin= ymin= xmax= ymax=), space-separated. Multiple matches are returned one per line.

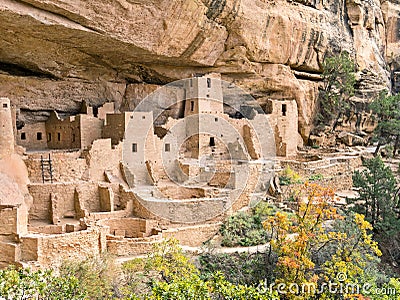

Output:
xmin=0 ymin=0 xmax=399 ymax=140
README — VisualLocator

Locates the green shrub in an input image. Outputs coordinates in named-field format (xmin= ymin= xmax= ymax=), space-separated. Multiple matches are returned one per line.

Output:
xmin=59 ymin=254 xmax=117 ymax=299
xmin=252 ymin=201 xmax=278 ymax=220
xmin=279 ymin=166 xmax=303 ymax=185
xmin=308 ymin=173 xmax=324 ymax=181
xmin=220 ymin=212 xmax=269 ymax=247
xmin=0 ymin=266 xmax=85 ymax=300
xmin=199 ymin=252 xmax=273 ymax=286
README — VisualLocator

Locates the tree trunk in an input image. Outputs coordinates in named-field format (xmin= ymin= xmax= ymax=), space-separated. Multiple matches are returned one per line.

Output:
xmin=374 ymin=141 xmax=382 ymax=157
xmin=332 ymin=112 xmax=342 ymax=132
xmin=355 ymin=112 xmax=362 ymax=134
xmin=393 ymin=135 xmax=400 ymax=157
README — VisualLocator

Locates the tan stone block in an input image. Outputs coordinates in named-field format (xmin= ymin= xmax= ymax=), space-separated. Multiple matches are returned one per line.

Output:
xmin=65 ymin=224 xmax=75 ymax=233
xmin=114 ymin=229 xmax=125 ymax=237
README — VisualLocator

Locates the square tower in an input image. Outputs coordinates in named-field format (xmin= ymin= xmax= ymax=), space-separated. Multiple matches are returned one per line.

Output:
xmin=0 ymin=98 xmax=14 ymax=158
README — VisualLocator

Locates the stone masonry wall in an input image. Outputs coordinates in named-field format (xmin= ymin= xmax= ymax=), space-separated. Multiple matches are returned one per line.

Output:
xmin=17 ymin=122 xmax=47 ymax=150
xmin=106 ymin=235 xmax=162 ymax=256
xmin=25 ymin=151 xmax=88 ymax=183
xmin=28 ymin=182 xmax=100 ymax=221
xmin=98 ymin=217 xmax=157 ymax=238
xmin=20 ymin=227 xmax=106 ymax=268
xmin=162 ymin=223 xmax=221 ymax=247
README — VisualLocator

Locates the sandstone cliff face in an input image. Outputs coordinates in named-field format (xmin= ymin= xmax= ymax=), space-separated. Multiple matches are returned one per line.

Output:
xmin=0 ymin=0 xmax=399 ymax=140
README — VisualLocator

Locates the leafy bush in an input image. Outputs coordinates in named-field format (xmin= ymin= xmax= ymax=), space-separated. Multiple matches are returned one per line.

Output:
xmin=0 ymin=266 xmax=85 ymax=300
xmin=59 ymin=254 xmax=117 ymax=299
xmin=199 ymin=252 xmax=272 ymax=286
xmin=220 ymin=212 xmax=269 ymax=247
xmin=252 ymin=201 xmax=278 ymax=220
xmin=308 ymin=173 xmax=324 ymax=181
xmin=122 ymin=239 xmax=278 ymax=299
xmin=279 ymin=166 xmax=303 ymax=185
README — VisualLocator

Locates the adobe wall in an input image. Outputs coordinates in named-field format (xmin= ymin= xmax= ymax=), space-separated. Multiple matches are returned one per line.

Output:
xmin=279 ymin=155 xmax=362 ymax=178
xmin=103 ymin=114 xmax=125 ymax=145
xmin=20 ymin=227 xmax=107 ymax=268
xmin=230 ymin=163 xmax=264 ymax=212
xmin=131 ymin=191 xmax=227 ymax=224
xmin=83 ymin=139 xmax=122 ymax=182
xmin=123 ymin=112 xmax=155 ymax=185
xmin=25 ymin=151 xmax=88 ymax=183
xmin=162 ymin=223 xmax=221 ymax=247
xmin=0 ymin=242 xmax=21 ymax=267
xmin=98 ymin=102 xmax=115 ymax=121
xmin=0 ymin=98 xmax=14 ymax=158
xmin=281 ymin=173 xmax=354 ymax=193
xmin=46 ymin=113 xmax=81 ymax=149
xmin=17 ymin=122 xmax=47 ymax=150
xmin=184 ymin=77 xmax=223 ymax=108
xmin=0 ymin=204 xmax=28 ymax=267
xmin=79 ymin=115 xmax=103 ymax=149
xmin=102 ymin=113 xmax=133 ymax=146
xmin=0 ymin=204 xmax=28 ymax=241
xmin=28 ymin=183 xmax=76 ymax=221
xmin=28 ymin=182 xmax=100 ymax=221
xmin=265 ymin=99 xmax=298 ymax=157
xmin=98 ymin=217 xmax=157 ymax=238
xmin=157 ymin=185 xmax=206 ymax=199
xmin=106 ymin=235 xmax=162 ymax=256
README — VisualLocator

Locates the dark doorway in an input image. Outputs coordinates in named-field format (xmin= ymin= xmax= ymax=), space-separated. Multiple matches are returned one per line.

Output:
xmin=282 ymin=104 xmax=287 ymax=116
xmin=209 ymin=137 xmax=215 ymax=147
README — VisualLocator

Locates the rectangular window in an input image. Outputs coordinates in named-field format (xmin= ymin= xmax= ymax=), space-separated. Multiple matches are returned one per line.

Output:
xmin=57 ymin=133 xmax=61 ymax=141
xmin=190 ymin=101 xmax=195 ymax=112
xmin=207 ymin=78 xmax=211 ymax=88
xmin=3 ymin=103 xmax=7 ymax=108
xmin=72 ymin=133 xmax=76 ymax=143
xmin=165 ymin=143 xmax=170 ymax=152
xmin=37 ymin=132 xmax=42 ymax=141
xmin=190 ymin=79 xmax=193 ymax=87
xmin=48 ymin=133 xmax=52 ymax=142
xmin=132 ymin=143 xmax=137 ymax=153
xmin=282 ymin=104 xmax=287 ymax=117
xmin=210 ymin=137 xmax=215 ymax=147
xmin=21 ymin=132 xmax=26 ymax=140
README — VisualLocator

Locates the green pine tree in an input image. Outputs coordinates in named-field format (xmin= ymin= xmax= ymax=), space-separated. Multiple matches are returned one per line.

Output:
xmin=350 ymin=156 xmax=400 ymax=235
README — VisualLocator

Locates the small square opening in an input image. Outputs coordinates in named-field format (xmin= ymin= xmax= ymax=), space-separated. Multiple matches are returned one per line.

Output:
xmin=21 ymin=132 xmax=26 ymax=140
xmin=282 ymin=104 xmax=287 ymax=116
xmin=2 ymin=103 xmax=8 ymax=108
xmin=165 ymin=143 xmax=170 ymax=152
xmin=210 ymin=137 xmax=215 ymax=147
xmin=37 ymin=132 xmax=42 ymax=141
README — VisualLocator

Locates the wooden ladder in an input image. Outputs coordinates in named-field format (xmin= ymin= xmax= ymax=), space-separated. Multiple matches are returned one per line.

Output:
xmin=41 ymin=153 xmax=53 ymax=183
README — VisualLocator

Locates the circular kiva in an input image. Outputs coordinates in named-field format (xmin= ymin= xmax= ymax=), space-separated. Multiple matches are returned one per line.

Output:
xmin=122 ymin=77 xmax=276 ymax=223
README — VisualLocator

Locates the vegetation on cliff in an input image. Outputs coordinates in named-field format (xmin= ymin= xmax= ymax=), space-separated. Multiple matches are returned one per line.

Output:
xmin=2 ymin=182 xmax=400 ymax=299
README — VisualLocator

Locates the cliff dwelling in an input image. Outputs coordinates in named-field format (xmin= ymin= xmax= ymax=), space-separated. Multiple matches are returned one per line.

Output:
xmin=0 ymin=75 xmax=363 ymax=269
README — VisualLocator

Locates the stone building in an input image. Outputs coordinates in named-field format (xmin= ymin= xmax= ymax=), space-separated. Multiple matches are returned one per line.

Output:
xmin=17 ymin=102 xmax=117 ymax=151
xmin=0 ymin=75 xmax=302 ymax=269
xmin=0 ymin=98 xmax=14 ymax=158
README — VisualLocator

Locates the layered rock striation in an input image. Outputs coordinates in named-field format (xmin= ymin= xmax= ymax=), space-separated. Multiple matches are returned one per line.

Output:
xmin=0 ymin=0 xmax=399 ymax=140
